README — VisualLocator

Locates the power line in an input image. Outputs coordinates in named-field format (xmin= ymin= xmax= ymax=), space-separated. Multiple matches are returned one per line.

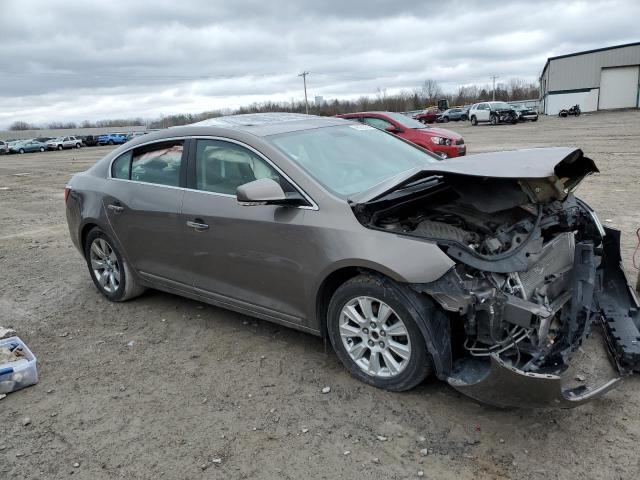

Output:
xmin=298 ymin=71 xmax=309 ymax=114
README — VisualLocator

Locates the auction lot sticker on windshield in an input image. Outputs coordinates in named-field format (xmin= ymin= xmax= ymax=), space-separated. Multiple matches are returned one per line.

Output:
xmin=349 ymin=124 xmax=375 ymax=131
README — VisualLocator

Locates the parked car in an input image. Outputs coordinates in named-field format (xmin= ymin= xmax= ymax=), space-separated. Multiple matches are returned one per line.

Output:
xmin=468 ymin=101 xmax=518 ymax=126
xmin=81 ymin=135 xmax=100 ymax=147
xmin=46 ymin=136 xmax=83 ymax=150
xmin=97 ymin=133 xmax=128 ymax=145
xmin=510 ymin=104 xmax=539 ymax=122
xmin=10 ymin=139 xmax=47 ymax=154
xmin=413 ymin=108 xmax=439 ymax=124
xmin=64 ymin=113 xmax=639 ymax=408
xmin=336 ymin=111 xmax=465 ymax=159
xmin=436 ymin=108 xmax=468 ymax=122
xmin=0 ymin=140 xmax=8 ymax=155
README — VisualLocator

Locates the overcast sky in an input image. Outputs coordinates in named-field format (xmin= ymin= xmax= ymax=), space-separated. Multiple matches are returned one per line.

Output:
xmin=1 ymin=0 xmax=638 ymax=128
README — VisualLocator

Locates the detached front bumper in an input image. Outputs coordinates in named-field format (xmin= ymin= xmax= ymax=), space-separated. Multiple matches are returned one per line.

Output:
xmin=448 ymin=355 xmax=621 ymax=408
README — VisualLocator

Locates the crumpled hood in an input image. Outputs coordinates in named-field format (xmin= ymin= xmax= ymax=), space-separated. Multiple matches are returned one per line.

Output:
xmin=350 ymin=147 xmax=598 ymax=205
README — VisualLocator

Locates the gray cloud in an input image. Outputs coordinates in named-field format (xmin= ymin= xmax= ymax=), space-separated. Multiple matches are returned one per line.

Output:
xmin=1 ymin=0 xmax=638 ymax=127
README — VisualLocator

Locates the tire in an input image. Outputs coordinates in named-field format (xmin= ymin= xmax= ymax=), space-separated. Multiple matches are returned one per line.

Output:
xmin=39 ymin=147 xmax=45 ymax=152
xmin=532 ymin=117 xmax=538 ymax=122
xmin=327 ymin=274 xmax=433 ymax=391
xmin=108 ymin=140 xmax=114 ymax=145
xmin=84 ymin=227 xmax=145 ymax=302
xmin=470 ymin=116 xmax=478 ymax=126
xmin=461 ymin=115 xmax=468 ymax=121
xmin=75 ymin=143 xmax=81 ymax=148
xmin=442 ymin=116 xmax=449 ymax=123
xmin=490 ymin=114 xmax=498 ymax=126
xmin=575 ymin=110 xmax=581 ymax=117
xmin=57 ymin=144 xmax=63 ymax=150
xmin=19 ymin=148 xmax=25 ymax=154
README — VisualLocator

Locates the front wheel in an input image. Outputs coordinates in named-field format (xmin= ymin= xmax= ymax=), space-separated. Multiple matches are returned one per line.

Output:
xmin=327 ymin=274 xmax=432 ymax=391
xmin=19 ymin=148 xmax=25 ymax=154
xmin=84 ymin=227 xmax=145 ymax=302
xmin=490 ymin=114 xmax=498 ymax=125
xmin=108 ymin=140 xmax=114 ymax=145
xmin=57 ymin=144 xmax=63 ymax=150
xmin=75 ymin=143 xmax=81 ymax=148
xmin=442 ymin=116 xmax=449 ymax=123
xmin=470 ymin=116 xmax=478 ymax=126
xmin=39 ymin=147 xmax=45 ymax=152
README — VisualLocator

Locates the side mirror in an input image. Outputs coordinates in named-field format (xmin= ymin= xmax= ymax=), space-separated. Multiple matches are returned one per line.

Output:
xmin=236 ymin=178 xmax=288 ymax=206
xmin=385 ymin=125 xmax=399 ymax=133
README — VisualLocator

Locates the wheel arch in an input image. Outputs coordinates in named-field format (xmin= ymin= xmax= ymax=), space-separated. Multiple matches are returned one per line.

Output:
xmin=315 ymin=265 xmax=453 ymax=379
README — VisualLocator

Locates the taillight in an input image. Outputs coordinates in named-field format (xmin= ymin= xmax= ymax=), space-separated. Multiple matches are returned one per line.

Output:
xmin=64 ymin=187 xmax=71 ymax=202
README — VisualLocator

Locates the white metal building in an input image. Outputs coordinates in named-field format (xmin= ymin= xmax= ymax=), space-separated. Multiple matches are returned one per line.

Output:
xmin=540 ymin=42 xmax=640 ymax=115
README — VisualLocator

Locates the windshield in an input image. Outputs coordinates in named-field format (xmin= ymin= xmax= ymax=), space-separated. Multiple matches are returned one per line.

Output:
xmin=268 ymin=124 xmax=438 ymax=196
xmin=383 ymin=112 xmax=427 ymax=129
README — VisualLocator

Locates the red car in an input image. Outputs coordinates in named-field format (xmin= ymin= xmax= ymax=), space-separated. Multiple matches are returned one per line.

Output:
xmin=413 ymin=108 xmax=439 ymax=124
xmin=336 ymin=111 xmax=465 ymax=159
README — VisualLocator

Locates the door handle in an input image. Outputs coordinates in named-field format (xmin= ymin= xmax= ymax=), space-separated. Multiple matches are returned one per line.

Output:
xmin=107 ymin=204 xmax=124 ymax=213
xmin=186 ymin=220 xmax=209 ymax=231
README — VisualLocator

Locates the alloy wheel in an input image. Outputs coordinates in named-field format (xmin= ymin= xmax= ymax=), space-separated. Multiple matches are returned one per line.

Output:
xmin=89 ymin=238 xmax=121 ymax=293
xmin=339 ymin=296 xmax=411 ymax=378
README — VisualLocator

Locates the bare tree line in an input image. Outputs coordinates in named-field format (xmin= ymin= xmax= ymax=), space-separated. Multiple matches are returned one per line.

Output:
xmin=8 ymin=78 xmax=538 ymax=131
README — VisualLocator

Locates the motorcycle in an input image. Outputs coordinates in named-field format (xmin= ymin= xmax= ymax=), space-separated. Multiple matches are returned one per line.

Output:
xmin=559 ymin=104 xmax=581 ymax=117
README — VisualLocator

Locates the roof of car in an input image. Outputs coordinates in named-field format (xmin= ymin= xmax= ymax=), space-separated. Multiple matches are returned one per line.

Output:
xmin=183 ymin=112 xmax=348 ymax=136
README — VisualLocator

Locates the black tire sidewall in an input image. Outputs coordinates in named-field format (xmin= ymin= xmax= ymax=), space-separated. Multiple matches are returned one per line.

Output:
xmin=327 ymin=275 xmax=432 ymax=391
xmin=84 ymin=228 xmax=128 ymax=301
xmin=471 ymin=116 xmax=477 ymax=125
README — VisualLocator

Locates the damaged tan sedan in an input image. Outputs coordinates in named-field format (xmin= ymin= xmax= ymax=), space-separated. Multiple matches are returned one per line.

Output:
xmin=65 ymin=113 xmax=640 ymax=407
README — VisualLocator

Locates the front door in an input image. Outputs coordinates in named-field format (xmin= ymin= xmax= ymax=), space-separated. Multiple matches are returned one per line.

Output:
xmin=180 ymin=138 xmax=312 ymax=324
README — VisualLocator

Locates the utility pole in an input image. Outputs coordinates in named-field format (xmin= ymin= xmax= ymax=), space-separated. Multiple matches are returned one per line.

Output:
xmin=298 ymin=71 xmax=309 ymax=114
xmin=490 ymin=75 xmax=499 ymax=101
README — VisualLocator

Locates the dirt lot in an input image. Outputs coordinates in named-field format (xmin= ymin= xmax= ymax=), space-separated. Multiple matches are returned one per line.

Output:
xmin=1 ymin=111 xmax=639 ymax=479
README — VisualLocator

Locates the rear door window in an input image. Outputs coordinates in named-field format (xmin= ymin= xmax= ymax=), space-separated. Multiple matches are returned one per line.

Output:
xmin=130 ymin=141 xmax=184 ymax=187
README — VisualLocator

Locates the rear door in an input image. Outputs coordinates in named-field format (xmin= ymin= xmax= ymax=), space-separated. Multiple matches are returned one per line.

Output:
xmin=180 ymin=137 xmax=313 ymax=323
xmin=104 ymin=139 xmax=191 ymax=285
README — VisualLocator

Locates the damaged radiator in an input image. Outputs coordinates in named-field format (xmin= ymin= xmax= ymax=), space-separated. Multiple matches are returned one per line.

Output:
xmin=518 ymin=232 xmax=575 ymax=299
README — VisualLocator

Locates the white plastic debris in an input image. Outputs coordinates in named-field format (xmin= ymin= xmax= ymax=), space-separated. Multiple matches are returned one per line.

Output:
xmin=321 ymin=386 xmax=331 ymax=394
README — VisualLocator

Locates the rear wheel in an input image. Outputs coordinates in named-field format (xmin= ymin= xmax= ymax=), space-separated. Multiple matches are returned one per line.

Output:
xmin=108 ymin=140 xmax=114 ymax=145
xmin=84 ymin=227 xmax=145 ymax=302
xmin=327 ymin=274 xmax=432 ymax=391
xmin=470 ymin=116 xmax=478 ymax=126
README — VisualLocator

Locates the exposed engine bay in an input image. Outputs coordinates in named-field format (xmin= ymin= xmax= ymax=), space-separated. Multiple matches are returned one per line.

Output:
xmin=352 ymin=148 xmax=640 ymax=407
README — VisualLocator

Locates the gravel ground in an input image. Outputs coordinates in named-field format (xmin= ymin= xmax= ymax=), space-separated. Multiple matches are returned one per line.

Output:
xmin=1 ymin=110 xmax=639 ymax=479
